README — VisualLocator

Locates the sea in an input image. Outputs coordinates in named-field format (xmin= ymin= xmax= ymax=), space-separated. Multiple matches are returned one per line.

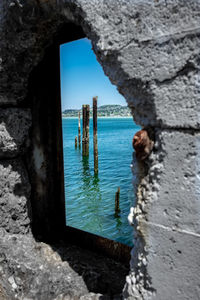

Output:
xmin=62 ymin=117 xmax=140 ymax=246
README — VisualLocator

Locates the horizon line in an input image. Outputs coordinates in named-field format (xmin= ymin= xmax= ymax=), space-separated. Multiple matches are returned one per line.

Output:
xmin=62 ymin=104 xmax=129 ymax=110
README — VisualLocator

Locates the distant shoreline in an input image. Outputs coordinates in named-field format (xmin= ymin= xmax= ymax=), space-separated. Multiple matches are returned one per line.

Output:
xmin=62 ymin=116 xmax=133 ymax=119
xmin=62 ymin=104 xmax=132 ymax=119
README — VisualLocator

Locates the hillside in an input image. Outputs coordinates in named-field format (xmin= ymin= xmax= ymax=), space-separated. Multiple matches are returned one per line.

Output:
xmin=62 ymin=105 xmax=132 ymax=117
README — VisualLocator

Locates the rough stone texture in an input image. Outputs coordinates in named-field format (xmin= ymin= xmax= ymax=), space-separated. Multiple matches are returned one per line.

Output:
xmin=69 ymin=0 xmax=200 ymax=128
xmin=126 ymin=130 xmax=200 ymax=299
xmin=143 ymin=224 xmax=200 ymax=300
xmin=53 ymin=243 xmax=128 ymax=298
xmin=0 ymin=0 xmax=200 ymax=299
xmin=0 ymin=232 xmax=128 ymax=300
xmin=0 ymin=284 xmax=8 ymax=300
xmin=0 ymin=108 xmax=31 ymax=158
xmin=0 ymin=233 xmax=89 ymax=300
xmin=0 ymin=0 xmax=62 ymax=105
xmin=144 ymin=130 xmax=200 ymax=234
xmin=0 ymin=0 xmax=200 ymax=128
xmin=0 ymin=159 xmax=31 ymax=234
xmin=124 ymin=220 xmax=200 ymax=300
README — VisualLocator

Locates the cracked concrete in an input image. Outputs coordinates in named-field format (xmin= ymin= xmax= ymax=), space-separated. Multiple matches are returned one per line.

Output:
xmin=0 ymin=0 xmax=200 ymax=299
xmin=0 ymin=109 xmax=31 ymax=158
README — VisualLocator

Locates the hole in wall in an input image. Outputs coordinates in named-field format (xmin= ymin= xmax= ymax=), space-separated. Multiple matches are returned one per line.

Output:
xmin=25 ymin=22 xmax=141 ymax=298
xmin=60 ymin=37 xmax=140 ymax=247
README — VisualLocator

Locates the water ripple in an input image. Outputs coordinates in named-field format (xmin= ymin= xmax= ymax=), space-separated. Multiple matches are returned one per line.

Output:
xmin=63 ymin=118 xmax=140 ymax=246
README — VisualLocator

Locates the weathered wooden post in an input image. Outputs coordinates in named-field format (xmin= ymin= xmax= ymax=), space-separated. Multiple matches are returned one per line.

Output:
xmin=78 ymin=111 xmax=81 ymax=148
xmin=93 ymin=96 xmax=98 ymax=174
xmin=82 ymin=105 xmax=86 ymax=155
xmin=115 ymin=187 xmax=120 ymax=215
xmin=85 ymin=105 xmax=90 ymax=156
xmin=82 ymin=105 xmax=90 ymax=156
xmin=75 ymin=136 xmax=77 ymax=148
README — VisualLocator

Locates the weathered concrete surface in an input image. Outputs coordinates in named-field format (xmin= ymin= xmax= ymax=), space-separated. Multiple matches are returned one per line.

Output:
xmin=53 ymin=243 xmax=129 ymax=297
xmin=0 ymin=0 xmax=200 ymax=299
xmin=0 ymin=159 xmax=31 ymax=234
xmin=129 ymin=130 xmax=200 ymax=233
xmin=0 ymin=0 xmax=200 ymax=128
xmin=124 ymin=220 xmax=200 ymax=300
xmin=145 ymin=130 xmax=200 ymax=234
xmin=143 ymin=224 xmax=200 ymax=300
xmin=0 ymin=284 xmax=8 ymax=300
xmin=0 ymin=0 xmax=63 ymax=105
xmin=0 ymin=108 xmax=31 ymax=158
xmin=0 ymin=233 xmax=89 ymax=300
xmin=0 ymin=232 xmax=127 ymax=299
xmin=65 ymin=0 xmax=200 ymax=128
xmin=126 ymin=130 xmax=200 ymax=299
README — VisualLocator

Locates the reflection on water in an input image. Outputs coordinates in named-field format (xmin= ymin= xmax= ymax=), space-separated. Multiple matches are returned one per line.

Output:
xmin=63 ymin=118 xmax=140 ymax=246
xmin=79 ymin=155 xmax=103 ymax=231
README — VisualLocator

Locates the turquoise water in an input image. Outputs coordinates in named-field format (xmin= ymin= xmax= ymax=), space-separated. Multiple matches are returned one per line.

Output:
xmin=62 ymin=118 xmax=140 ymax=246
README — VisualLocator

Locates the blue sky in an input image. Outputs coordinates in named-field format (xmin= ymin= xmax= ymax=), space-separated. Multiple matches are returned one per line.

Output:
xmin=60 ymin=38 xmax=126 ymax=110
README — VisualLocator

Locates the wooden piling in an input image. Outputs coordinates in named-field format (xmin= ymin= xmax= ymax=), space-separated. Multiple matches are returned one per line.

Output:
xmin=82 ymin=105 xmax=86 ymax=155
xmin=75 ymin=136 xmax=77 ymax=148
xmin=115 ymin=187 xmax=120 ymax=215
xmin=85 ymin=105 xmax=90 ymax=156
xmin=82 ymin=105 xmax=90 ymax=156
xmin=93 ymin=96 xmax=98 ymax=174
xmin=78 ymin=111 xmax=81 ymax=148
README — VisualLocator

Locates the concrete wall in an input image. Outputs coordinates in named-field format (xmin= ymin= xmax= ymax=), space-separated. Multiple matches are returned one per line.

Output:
xmin=0 ymin=0 xmax=200 ymax=299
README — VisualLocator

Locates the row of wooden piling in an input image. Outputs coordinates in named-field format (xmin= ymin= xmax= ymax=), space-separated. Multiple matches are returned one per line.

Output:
xmin=75 ymin=97 xmax=98 ymax=174
xmin=75 ymin=97 xmax=120 ymax=214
